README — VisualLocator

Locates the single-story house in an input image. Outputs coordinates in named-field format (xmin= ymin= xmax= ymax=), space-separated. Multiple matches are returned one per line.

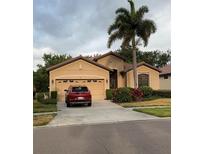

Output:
xmin=159 ymin=64 xmax=171 ymax=90
xmin=47 ymin=51 xmax=161 ymax=101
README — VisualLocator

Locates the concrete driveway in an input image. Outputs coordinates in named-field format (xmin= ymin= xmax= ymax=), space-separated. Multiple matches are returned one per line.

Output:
xmin=48 ymin=100 xmax=158 ymax=127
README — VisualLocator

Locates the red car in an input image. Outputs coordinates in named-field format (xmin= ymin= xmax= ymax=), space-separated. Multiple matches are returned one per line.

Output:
xmin=64 ymin=86 xmax=92 ymax=107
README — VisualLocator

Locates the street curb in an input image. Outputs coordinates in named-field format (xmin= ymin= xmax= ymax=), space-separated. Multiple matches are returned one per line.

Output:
xmin=33 ymin=118 xmax=171 ymax=129
xmin=33 ymin=112 xmax=57 ymax=116
xmin=127 ymin=106 xmax=171 ymax=110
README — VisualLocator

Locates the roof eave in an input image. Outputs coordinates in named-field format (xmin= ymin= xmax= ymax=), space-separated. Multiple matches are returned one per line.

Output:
xmin=46 ymin=56 xmax=113 ymax=72
xmin=94 ymin=51 xmax=126 ymax=62
xmin=124 ymin=62 xmax=161 ymax=73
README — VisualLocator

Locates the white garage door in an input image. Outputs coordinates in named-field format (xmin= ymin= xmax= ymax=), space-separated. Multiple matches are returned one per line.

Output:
xmin=55 ymin=79 xmax=105 ymax=102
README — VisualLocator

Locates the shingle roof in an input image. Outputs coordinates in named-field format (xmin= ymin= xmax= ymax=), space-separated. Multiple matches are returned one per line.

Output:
xmin=46 ymin=51 xmax=162 ymax=74
xmin=46 ymin=55 xmax=113 ymax=72
xmin=160 ymin=64 xmax=171 ymax=75
xmin=123 ymin=61 xmax=161 ymax=73
xmin=93 ymin=51 xmax=126 ymax=61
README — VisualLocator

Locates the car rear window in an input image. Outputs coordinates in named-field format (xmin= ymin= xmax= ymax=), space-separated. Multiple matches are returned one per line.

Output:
xmin=72 ymin=87 xmax=88 ymax=92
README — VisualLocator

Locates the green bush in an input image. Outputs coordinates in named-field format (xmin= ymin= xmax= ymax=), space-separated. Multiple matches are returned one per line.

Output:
xmin=153 ymin=90 xmax=171 ymax=98
xmin=51 ymin=91 xmax=57 ymax=99
xmin=42 ymin=98 xmax=57 ymax=104
xmin=139 ymin=86 xmax=153 ymax=98
xmin=112 ymin=87 xmax=132 ymax=103
xmin=106 ymin=89 xmax=113 ymax=100
xmin=36 ymin=93 xmax=44 ymax=102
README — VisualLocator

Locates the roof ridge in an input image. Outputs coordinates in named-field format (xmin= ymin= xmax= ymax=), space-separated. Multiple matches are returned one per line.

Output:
xmin=124 ymin=61 xmax=161 ymax=73
xmin=46 ymin=55 xmax=112 ymax=72
xmin=93 ymin=51 xmax=126 ymax=61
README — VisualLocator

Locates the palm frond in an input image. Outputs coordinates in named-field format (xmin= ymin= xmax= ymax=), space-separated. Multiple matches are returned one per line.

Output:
xmin=136 ymin=5 xmax=149 ymax=19
xmin=116 ymin=7 xmax=130 ymax=18
xmin=107 ymin=0 xmax=156 ymax=49
xmin=121 ymin=34 xmax=132 ymax=48
xmin=108 ymin=23 xmax=118 ymax=35
xmin=107 ymin=31 xmax=123 ymax=48
xmin=115 ymin=14 xmax=130 ymax=24
xmin=138 ymin=19 xmax=157 ymax=46
xmin=142 ymin=19 xmax=157 ymax=34
xmin=128 ymin=0 xmax=135 ymax=14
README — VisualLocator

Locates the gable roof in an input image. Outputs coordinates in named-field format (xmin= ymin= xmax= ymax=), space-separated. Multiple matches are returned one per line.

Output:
xmin=93 ymin=51 xmax=126 ymax=61
xmin=160 ymin=64 xmax=171 ymax=75
xmin=123 ymin=61 xmax=161 ymax=73
xmin=46 ymin=55 xmax=113 ymax=72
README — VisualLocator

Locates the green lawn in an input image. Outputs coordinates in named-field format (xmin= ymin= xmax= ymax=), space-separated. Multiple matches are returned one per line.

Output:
xmin=33 ymin=100 xmax=57 ymax=113
xmin=120 ymin=98 xmax=171 ymax=108
xmin=33 ymin=113 xmax=56 ymax=126
xmin=133 ymin=107 xmax=171 ymax=117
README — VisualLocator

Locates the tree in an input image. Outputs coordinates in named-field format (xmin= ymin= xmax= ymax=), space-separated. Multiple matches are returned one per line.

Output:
xmin=117 ymin=48 xmax=171 ymax=67
xmin=42 ymin=53 xmax=72 ymax=68
xmin=107 ymin=0 xmax=156 ymax=88
xmin=33 ymin=53 xmax=72 ymax=92
xmin=33 ymin=65 xmax=48 ymax=92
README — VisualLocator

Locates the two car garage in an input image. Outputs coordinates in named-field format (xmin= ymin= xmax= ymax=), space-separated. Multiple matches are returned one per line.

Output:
xmin=47 ymin=56 xmax=111 ymax=102
xmin=56 ymin=79 xmax=105 ymax=102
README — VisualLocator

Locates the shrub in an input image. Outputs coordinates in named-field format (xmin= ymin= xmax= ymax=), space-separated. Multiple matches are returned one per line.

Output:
xmin=51 ymin=91 xmax=57 ymax=99
xmin=106 ymin=89 xmax=114 ymax=100
xmin=131 ymin=88 xmax=144 ymax=101
xmin=153 ymin=90 xmax=171 ymax=98
xmin=44 ymin=92 xmax=49 ymax=98
xmin=112 ymin=87 xmax=132 ymax=103
xmin=42 ymin=98 xmax=57 ymax=104
xmin=36 ymin=93 xmax=44 ymax=102
xmin=139 ymin=86 xmax=153 ymax=98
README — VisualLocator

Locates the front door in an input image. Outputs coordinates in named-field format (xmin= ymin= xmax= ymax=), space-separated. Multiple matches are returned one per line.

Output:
xmin=109 ymin=69 xmax=118 ymax=89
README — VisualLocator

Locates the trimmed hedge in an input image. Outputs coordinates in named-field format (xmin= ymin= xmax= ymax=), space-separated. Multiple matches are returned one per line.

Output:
xmin=51 ymin=91 xmax=57 ymax=99
xmin=139 ymin=86 xmax=153 ymax=98
xmin=35 ymin=92 xmax=57 ymax=105
xmin=112 ymin=87 xmax=132 ymax=103
xmin=41 ymin=98 xmax=57 ymax=104
xmin=153 ymin=90 xmax=171 ymax=98
xmin=106 ymin=89 xmax=114 ymax=100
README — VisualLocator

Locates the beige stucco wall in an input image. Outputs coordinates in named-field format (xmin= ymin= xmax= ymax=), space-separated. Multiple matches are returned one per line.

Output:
xmin=126 ymin=65 xmax=160 ymax=90
xmin=96 ymin=55 xmax=125 ymax=87
xmin=160 ymin=75 xmax=171 ymax=90
xmin=49 ymin=59 xmax=110 ymax=100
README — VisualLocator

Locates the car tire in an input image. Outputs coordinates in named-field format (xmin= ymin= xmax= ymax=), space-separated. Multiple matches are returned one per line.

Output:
xmin=66 ymin=102 xmax=71 ymax=107
xmin=88 ymin=102 xmax=92 ymax=106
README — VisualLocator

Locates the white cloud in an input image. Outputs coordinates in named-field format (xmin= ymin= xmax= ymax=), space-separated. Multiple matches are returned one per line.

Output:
xmin=33 ymin=47 xmax=56 ymax=71
xmin=33 ymin=0 xmax=170 ymax=69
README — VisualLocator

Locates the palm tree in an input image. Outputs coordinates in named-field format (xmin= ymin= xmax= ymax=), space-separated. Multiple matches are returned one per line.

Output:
xmin=107 ymin=0 xmax=156 ymax=88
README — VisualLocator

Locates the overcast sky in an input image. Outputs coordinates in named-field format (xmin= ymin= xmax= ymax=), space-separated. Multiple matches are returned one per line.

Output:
xmin=33 ymin=0 xmax=170 ymax=70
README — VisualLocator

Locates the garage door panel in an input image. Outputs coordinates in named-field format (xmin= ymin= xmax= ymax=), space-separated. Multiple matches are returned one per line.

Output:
xmin=56 ymin=79 xmax=105 ymax=102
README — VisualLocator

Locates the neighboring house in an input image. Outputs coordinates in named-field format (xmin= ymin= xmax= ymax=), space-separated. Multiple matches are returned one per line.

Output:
xmin=47 ymin=51 xmax=161 ymax=101
xmin=159 ymin=64 xmax=171 ymax=90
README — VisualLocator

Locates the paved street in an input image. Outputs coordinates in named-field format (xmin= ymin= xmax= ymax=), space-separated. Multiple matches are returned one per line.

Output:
xmin=34 ymin=119 xmax=170 ymax=154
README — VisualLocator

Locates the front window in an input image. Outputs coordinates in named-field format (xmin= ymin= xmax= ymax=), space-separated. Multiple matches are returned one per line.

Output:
xmin=164 ymin=75 xmax=169 ymax=79
xmin=138 ymin=74 xmax=149 ymax=87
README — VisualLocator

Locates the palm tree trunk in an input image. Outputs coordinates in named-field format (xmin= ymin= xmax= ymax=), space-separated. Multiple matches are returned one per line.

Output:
xmin=132 ymin=37 xmax=137 ymax=88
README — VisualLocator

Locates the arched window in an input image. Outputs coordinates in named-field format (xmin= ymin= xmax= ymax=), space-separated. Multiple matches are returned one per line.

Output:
xmin=138 ymin=74 xmax=149 ymax=87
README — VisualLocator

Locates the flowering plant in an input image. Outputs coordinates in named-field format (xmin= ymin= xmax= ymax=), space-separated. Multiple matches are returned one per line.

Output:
xmin=131 ymin=88 xmax=144 ymax=101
